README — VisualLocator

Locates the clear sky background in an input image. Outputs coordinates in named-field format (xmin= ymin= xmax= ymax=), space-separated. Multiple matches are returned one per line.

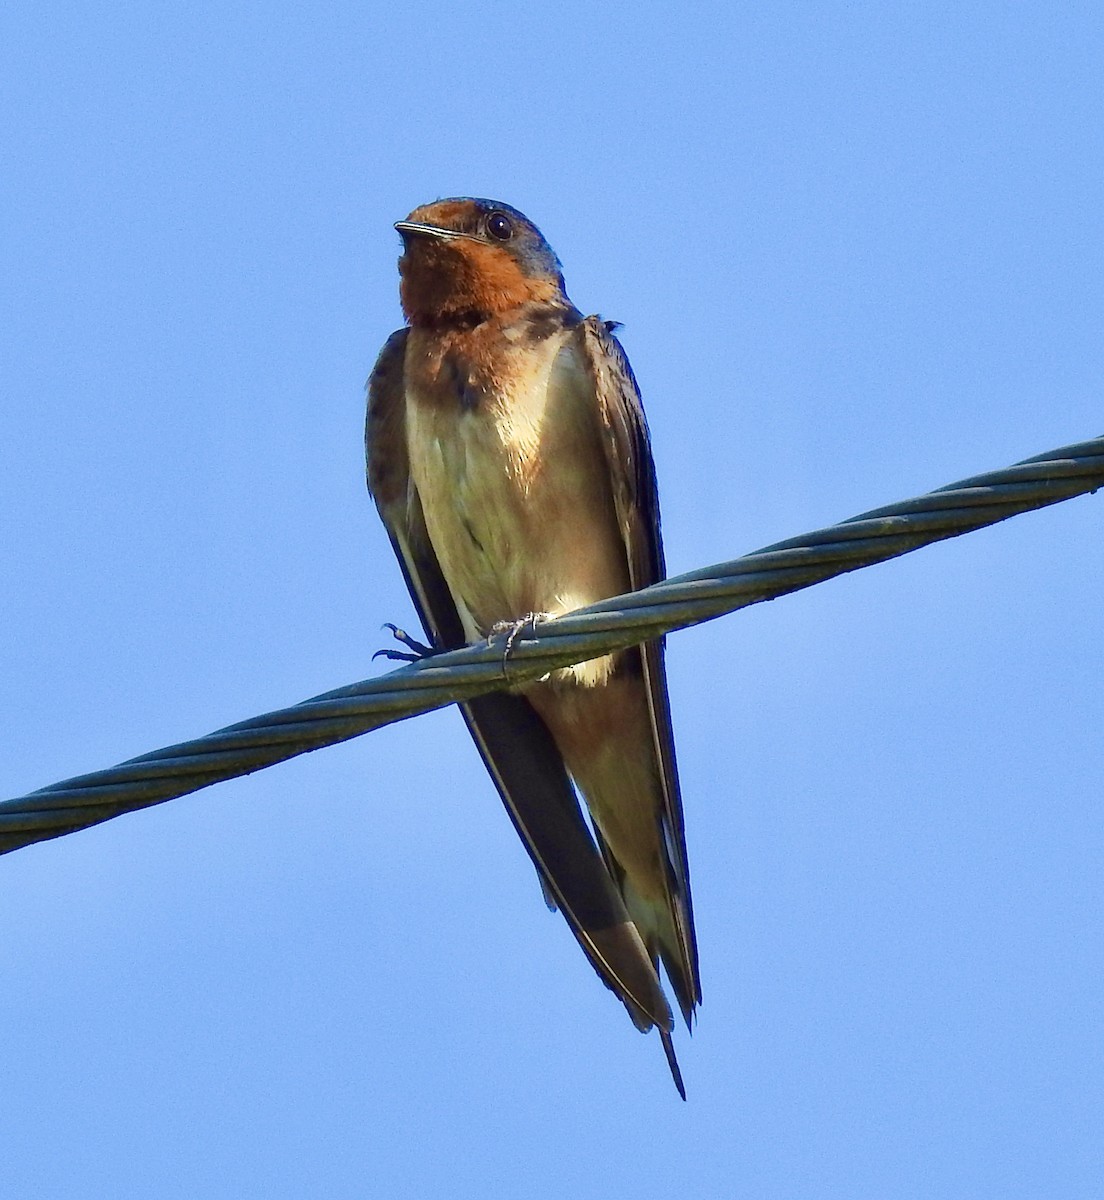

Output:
xmin=2 ymin=3 xmax=1102 ymax=1197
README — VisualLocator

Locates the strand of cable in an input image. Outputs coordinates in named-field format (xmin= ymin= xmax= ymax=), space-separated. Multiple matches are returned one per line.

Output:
xmin=2 ymin=434 xmax=1100 ymax=856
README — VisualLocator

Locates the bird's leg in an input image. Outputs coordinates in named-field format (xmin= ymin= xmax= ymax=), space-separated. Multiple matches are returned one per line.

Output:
xmin=372 ymin=622 xmax=439 ymax=663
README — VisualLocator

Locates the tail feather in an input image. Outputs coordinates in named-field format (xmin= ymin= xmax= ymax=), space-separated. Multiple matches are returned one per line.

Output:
xmin=660 ymin=1028 xmax=687 ymax=1101
xmin=597 ymin=831 xmax=698 ymax=1030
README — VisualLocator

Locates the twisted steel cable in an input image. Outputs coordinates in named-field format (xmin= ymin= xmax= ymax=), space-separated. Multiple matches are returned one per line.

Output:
xmin=2 ymin=433 xmax=1101 ymax=856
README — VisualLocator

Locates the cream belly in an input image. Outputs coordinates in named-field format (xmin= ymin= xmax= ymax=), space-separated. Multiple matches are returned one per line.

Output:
xmin=405 ymin=334 xmax=630 ymax=687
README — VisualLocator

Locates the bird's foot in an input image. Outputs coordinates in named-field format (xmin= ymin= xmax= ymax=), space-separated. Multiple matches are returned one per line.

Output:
xmin=372 ymin=622 xmax=438 ymax=663
xmin=488 ymin=612 xmax=550 ymax=674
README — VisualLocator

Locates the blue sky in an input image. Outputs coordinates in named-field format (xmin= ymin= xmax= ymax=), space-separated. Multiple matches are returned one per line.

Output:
xmin=2 ymin=3 xmax=1102 ymax=1196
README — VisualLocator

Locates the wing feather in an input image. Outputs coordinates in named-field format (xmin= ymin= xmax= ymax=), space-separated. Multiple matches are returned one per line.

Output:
xmin=577 ymin=317 xmax=702 ymax=1020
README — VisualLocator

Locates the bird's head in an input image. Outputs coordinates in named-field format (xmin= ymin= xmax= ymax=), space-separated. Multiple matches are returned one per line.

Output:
xmin=395 ymin=198 xmax=567 ymax=326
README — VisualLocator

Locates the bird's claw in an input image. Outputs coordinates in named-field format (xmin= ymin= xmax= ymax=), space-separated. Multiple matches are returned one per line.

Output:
xmin=372 ymin=648 xmax=422 ymax=663
xmin=373 ymin=622 xmax=437 ymax=663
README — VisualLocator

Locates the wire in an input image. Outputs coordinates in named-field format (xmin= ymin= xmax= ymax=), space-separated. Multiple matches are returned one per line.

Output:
xmin=2 ymin=433 xmax=1100 ymax=856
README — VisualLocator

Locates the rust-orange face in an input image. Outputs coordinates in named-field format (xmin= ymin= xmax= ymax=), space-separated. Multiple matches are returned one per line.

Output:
xmin=396 ymin=198 xmax=567 ymax=325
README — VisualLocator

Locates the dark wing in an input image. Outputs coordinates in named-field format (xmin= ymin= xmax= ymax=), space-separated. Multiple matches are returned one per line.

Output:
xmin=578 ymin=317 xmax=701 ymax=1023
xmin=365 ymin=328 xmax=674 ymax=1036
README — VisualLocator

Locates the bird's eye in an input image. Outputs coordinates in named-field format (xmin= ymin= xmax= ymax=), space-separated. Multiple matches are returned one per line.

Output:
xmin=486 ymin=212 xmax=513 ymax=241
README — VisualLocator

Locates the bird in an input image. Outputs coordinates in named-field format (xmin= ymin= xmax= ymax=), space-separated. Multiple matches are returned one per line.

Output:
xmin=365 ymin=197 xmax=699 ymax=1097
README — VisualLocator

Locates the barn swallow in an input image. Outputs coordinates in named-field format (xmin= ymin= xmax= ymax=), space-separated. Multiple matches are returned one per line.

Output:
xmin=365 ymin=197 xmax=699 ymax=1097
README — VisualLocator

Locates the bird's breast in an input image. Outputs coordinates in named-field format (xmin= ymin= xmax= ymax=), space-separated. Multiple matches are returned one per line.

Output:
xmin=404 ymin=326 xmax=630 ymax=674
